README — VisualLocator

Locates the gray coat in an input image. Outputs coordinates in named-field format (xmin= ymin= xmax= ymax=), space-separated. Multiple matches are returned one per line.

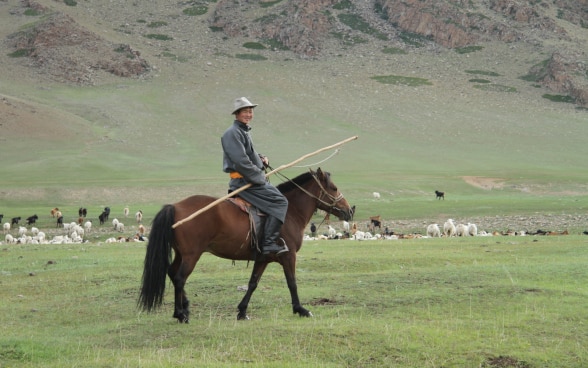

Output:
xmin=221 ymin=120 xmax=288 ymax=222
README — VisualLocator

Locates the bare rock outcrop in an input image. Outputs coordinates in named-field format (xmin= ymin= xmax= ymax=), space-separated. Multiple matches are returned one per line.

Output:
xmin=536 ymin=52 xmax=588 ymax=107
xmin=211 ymin=0 xmax=337 ymax=56
xmin=6 ymin=11 xmax=149 ymax=84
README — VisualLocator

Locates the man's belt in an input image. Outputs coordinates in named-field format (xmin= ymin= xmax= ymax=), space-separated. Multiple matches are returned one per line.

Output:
xmin=229 ymin=171 xmax=243 ymax=179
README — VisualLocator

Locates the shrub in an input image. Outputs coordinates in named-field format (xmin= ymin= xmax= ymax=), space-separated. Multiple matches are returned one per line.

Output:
xmin=465 ymin=70 xmax=500 ymax=77
xmin=542 ymin=94 xmax=575 ymax=103
xmin=147 ymin=21 xmax=168 ymax=28
xmin=235 ymin=53 xmax=267 ymax=61
xmin=183 ymin=6 xmax=207 ymax=16
xmin=455 ymin=45 xmax=484 ymax=54
xmin=144 ymin=34 xmax=173 ymax=41
xmin=469 ymin=79 xmax=491 ymax=83
xmin=260 ymin=0 xmax=283 ymax=8
xmin=371 ymin=75 xmax=432 ymax=86
xmin=473 ymin=84 xmax=516 ymax=92
xmin=243 ymin=42 xmax=266 ymax=50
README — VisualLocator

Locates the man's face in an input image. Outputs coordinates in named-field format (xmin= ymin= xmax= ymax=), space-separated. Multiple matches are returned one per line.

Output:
xmin=236 ymin=107 xmax=254 ymax=124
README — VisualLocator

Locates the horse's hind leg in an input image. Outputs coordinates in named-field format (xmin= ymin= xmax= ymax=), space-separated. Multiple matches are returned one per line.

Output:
xmin=237 ymin=261 xmax=268 ymax=320
xmin=169 ymin=254 xmax=199 ymax=323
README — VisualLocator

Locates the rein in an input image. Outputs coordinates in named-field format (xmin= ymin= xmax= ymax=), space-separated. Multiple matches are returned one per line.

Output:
xmin=270 ymin=167 xmax=346 ymax=216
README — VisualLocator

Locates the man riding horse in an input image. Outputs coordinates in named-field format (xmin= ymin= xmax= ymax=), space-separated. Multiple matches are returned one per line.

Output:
xmin=221 ymin=97 xmax=288 ymax=255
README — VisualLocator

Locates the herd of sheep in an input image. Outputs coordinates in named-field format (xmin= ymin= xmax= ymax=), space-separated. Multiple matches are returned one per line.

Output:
xmin=1 ymin=207 xmax=146 ymax=245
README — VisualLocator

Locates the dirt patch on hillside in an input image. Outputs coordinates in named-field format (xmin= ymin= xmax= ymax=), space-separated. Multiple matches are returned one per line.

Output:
xmin=462 ymin=176 xmax=506 ymax=190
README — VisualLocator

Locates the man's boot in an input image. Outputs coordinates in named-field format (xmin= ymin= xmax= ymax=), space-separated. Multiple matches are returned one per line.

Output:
xmin=262 ymin=216 xmax=289 ymax=255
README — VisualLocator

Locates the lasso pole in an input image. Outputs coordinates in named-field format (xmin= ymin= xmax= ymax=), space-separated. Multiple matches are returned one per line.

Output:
xmin=171 ymin=135 xmax=358 ymax=229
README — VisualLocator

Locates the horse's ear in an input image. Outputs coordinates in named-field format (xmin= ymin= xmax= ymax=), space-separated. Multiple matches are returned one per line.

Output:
xmin=316 ymin=167 xmax=323 ymax=177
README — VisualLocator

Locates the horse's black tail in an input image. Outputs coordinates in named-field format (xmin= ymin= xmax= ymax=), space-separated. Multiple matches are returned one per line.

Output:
xmin=138 ymin=204 xmax=175 ymax=312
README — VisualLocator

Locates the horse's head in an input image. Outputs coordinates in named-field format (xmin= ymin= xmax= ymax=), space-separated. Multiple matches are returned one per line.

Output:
xmin=312 ymin=168 xmax=353 ymax=221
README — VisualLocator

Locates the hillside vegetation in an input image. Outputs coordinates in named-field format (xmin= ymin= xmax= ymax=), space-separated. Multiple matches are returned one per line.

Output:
xmin=0 ymin=0 xmax=587 ymax=225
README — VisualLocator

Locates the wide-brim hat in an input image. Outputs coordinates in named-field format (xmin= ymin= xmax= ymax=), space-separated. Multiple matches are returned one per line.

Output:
xmin=232 ymin=97 xmax=258 ymax=114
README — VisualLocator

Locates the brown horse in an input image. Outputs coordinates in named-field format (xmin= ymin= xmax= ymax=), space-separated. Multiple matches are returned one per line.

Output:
xmin=138 ymin=168 xmax=353 ymax=322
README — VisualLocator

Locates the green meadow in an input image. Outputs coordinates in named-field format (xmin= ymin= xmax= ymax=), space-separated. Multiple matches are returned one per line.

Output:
xmin=1 ymin=237 xmax=587 ymax=367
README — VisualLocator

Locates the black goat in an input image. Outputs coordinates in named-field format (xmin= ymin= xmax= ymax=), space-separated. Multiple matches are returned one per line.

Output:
xmin=11 ymin=216 xmax=21 ymax=226
xmin=78 ymin=207 xmax=88 ymax=217
xmin=99 ymin=211 xmax=107 ymax=225
xmin=56 ymin=216 xmax=64 ymax=228
xmin=26 ymin=214 xmax=38 ymax=225
xmin=435 ymin=190 xmax=445 ymax=200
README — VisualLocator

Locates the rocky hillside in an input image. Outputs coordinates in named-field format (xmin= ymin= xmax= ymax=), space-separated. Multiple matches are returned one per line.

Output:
xmin=2 ymin=0 xmax=588 ymax=106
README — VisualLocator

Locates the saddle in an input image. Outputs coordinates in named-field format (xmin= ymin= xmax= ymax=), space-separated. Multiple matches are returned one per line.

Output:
xmin=226 ymin=197 xmax=267 ymax=253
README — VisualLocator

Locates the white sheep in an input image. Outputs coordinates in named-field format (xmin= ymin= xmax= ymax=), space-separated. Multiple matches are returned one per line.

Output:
xmin=135 ymin=210 xmax=143 ymax=224
xmin=443 ymin=219 xmax=456 ymax=237
xmin=18 ymin=226 xmax=27 ymax=237
xmin=3 ymin=222 xmax=10 ymax=233
xmin=455 ymin=223 xmax=468 ymax=237
xmin=467 ymin=223 xmax=478 ymax=237
xmin=112 ymin=218 xmax=119 ymax=229
xmin=373 ymin=192 xmax=381 ymax=199
xmin=116 ymin=222 xmax=125 ymax=232
xmin=138 ymin=224 xmax=145 ymax=235
xmin=327 ymin=225 xmax=336 ymax=238
xmin=31 ymin=227 xmax=39 ymax=236
xmin=5 ymin=234 xmax=15 ymax=244
xmin=426 ymin=223 xmax=441 ymax=238
xmin=343 ymin=221 xmax=350 ymax=232
xmin=124 ymin=207 xmax=129 ymax=217
xmin=84 ymin=221 xmax=92 ymax=233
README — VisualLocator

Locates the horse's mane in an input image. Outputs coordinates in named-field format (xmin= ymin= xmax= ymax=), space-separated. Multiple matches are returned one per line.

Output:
xmin=276 ymin=170 xmax=320 ymax=194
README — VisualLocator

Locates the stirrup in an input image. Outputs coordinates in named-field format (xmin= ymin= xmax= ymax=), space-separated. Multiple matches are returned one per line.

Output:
xmin=262 ymin=239 xmax=289 ymax=255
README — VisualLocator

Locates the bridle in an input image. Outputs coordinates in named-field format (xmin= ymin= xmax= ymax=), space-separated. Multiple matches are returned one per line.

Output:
xmin=271 ymin=168 xmax=348 ymax=218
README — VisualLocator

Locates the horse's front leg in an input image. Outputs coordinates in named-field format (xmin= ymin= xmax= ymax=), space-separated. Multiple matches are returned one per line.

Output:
xmin=282 ymin=253 xmax=312 ymax=317
xmin=237 ymin=261 xmax=268 ymax=320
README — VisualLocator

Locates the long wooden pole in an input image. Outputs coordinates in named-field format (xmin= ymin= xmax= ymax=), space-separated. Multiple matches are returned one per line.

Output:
xmin=171 ymin=135 xmax=358 ymax=228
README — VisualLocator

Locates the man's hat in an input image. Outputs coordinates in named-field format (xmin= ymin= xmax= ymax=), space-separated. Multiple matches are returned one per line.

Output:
xmin=232 ymin=97 xmax=258 ymax=114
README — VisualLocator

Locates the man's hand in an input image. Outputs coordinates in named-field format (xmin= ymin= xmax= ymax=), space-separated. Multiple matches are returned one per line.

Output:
xmin=260 ymin=155 xmax=269 ymax=168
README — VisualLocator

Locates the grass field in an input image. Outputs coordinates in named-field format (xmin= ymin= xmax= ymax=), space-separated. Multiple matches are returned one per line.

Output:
xmin=1 ymin=236 xmax=587 ymax=367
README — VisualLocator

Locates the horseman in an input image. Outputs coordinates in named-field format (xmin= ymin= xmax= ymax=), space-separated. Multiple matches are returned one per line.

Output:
xmin=221 ymin=97 xmax=289 ymax=255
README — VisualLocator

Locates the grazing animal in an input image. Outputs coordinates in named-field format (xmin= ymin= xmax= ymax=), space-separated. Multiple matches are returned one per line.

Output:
xmin=369 ymin=215 xmax=381 ymax=231
xmin=327 ymin=225 xmax=336 ymax=238
xmin=11 ymin=217 xmax=21 ymax=226
xmin=56 ymin=216 xmax=64 ymax=228
xmin=124 ymin=207 xmax=130 ymax=217
xmin=99 ymin=211 xmax=107 ymax=225
xmin=3 ymin=223 xmax=10 ymax=233
xmin=0 ymin=214 xmax=3 ymax=223
xmin=138 ymin=168 xmax=353 ymax=322
xmin=103 ymin=207 xmax=111 ymax=221
xmin=435 ymin=190 xmax=445 ymax=200
xmin=443 ymin=219 xmax=456 ymax=237
xmin=426 ymin=223 xmax=441 ymax=237
xmin=138 ymin=224 xmax=146 ymax=236
xmin=84 ymin=221 xmax=92 ymax=233
xmin=135 ymin=210 xmax=143 ymax=224
xmin=455 ymin=223 xmax=468 ymax=237
xmin=78 ymin=207 xmax=87 ymax=217
xmin=467 ymin=223 xmax=478 ymax=237
xmin=50 ymin=208 xmax=59 ymax=217
xmin=372 ymin=192 xmax=380 ymax=199
xmin=26 ymin=214 xmax=38 ymax=225
xmin=343 ymin=220 xmax=350 ymax=232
